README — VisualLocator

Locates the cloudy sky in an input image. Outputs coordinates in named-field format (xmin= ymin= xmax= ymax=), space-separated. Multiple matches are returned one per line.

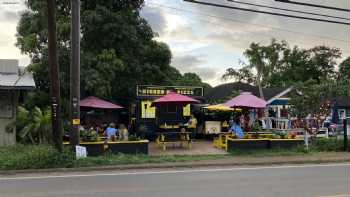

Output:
xmin=1 ymin=0 xmax=350 ymax=86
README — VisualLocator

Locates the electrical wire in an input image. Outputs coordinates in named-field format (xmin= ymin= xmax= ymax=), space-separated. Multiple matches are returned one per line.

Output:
xmin=227 ymin=0 xmax=350 ymax=21
xmin=146 ymin=3 xmax=350 ymax=55
xmin=147 ymin=2 xmax=350 ymax=44
xmin=183 ymin=0 xmax=350 ymax=26
xmin=275 ymin=0 xmax=350 ymax=12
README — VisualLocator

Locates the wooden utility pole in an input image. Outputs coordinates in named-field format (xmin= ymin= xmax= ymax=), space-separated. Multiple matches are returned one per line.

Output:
xmin=69 ymin=0 xmax=81 ymax=148
xmin=47 ymin=0 xmax=62 ymax=152
xmin=344 ymin=119 xmax=348 ymax=151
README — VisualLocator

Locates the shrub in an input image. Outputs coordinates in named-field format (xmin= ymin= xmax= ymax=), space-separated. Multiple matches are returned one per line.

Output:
xmin=0 ymin=144 xmax=75 ymax=170
xmin=310 ymin=138 xmax=345 ymax=152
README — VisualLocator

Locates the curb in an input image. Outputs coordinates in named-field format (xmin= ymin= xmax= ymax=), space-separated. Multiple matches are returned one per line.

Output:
xmin=2 ymin=157 xmax=350 ymax=175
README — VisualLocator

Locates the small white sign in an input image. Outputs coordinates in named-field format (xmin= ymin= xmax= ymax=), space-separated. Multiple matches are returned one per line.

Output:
xmin=75 ymin=145 xmax=87 ymax=159
xmin=347 ymin=124 xmax=350 ymax=136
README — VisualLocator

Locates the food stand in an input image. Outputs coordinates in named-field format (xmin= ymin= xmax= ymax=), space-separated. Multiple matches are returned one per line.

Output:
xmin=132 ymin=85 xmax=204 ymax=139
xmin=203 ymin=104 xmax=240 ymax=134
xmin=64 ymin=96 xmax=149 ymax=156
xmin=152 ymin=91 xmax=200 ymax=150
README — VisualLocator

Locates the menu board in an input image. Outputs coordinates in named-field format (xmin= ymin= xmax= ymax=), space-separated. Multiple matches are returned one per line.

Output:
xmin=0 ymin=91 xmax=13 ymax=118
xmin=141 ymin=100 xmax=156 ymax=119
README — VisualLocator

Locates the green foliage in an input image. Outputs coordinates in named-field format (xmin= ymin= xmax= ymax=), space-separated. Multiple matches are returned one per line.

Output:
xmin=223 ymin=39 xmax=342 ymax=88
xmin=80 ymin=129 xmax=98 ymax=142
xmin=289 ymin=79 xmax=350 ymax=118
xmin=0 ymin=144 xmax=74 ymax=170
xmin=310 ymin=138 xmax=345 ymax=152
xmin=17 ymin=0 xmax=203 ymax=110
xmin=338 ymin=57 xmax=350 ymax=80
xmin=16 ymin=106 xmax=52 ymax=144
xmin=174 ymin=72 xmax=212 ymax=93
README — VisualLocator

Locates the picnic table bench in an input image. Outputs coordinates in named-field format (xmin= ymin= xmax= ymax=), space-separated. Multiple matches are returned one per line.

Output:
xmin=155 ymin=131 xmax=192 ymax=151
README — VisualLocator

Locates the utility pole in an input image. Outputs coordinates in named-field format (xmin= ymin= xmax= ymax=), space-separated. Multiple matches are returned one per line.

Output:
xmin=344 ymin=119 xmax=348 ymax=151
xmin=70 ymin=0 xmax=81 ymax=148
xmin=47 ymin=0 xmax=62 ymax=152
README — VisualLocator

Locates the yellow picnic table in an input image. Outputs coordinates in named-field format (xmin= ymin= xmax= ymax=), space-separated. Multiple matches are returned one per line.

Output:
xmin=156 ymin=131 xmax=192 ymax=151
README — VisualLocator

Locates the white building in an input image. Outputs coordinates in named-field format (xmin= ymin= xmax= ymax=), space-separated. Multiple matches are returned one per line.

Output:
xmin=0 ymin=59 xmax=35 ymax=146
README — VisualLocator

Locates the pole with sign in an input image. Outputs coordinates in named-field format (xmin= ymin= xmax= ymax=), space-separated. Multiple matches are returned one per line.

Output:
xmin=70 ymin=0 xmax=81 ymax=148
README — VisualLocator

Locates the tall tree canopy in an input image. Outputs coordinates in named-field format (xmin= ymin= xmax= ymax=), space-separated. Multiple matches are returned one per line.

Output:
xmin=223 ymin=39 xmax=342 ymax=88
xmin=17 ymin=0 xmax=204 ymax=109
xmin=338 ymin=57 xmax=350 ymax=80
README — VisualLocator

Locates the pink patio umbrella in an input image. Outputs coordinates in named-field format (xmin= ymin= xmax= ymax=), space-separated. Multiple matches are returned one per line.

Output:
xmin=152 ymin=91 xmax=200 ymax=106
xmin=80 ymin=96 xmax=123 ymax=109
xmin=224 ymin=92 xmax=267 ymax=109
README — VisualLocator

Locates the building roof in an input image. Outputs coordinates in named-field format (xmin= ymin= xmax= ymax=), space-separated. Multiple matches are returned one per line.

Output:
xmin=205 ymin=82 xmax=287 ymax=102
xmin=0 ymin=59 xmax=35 ymax=90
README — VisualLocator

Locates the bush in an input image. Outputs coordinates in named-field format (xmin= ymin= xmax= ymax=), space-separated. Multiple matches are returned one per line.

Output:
xmin=310 ymin=138 xmax=345 ymax=152
xmin=0 ymin=144 xmax=75 ymax=170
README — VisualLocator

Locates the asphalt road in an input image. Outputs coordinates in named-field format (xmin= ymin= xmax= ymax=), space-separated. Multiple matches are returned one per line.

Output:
xmin=2 ymin=163 xmax=350 ymax=197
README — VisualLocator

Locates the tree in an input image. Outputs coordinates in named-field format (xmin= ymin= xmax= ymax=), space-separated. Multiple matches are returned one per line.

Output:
xmin=16 ymin=0 xmax=179 ymax=108
xmin=223 ymin=39 xmax=342 ymax=90
xmin=338 ymin=57 xmax=350 ymax=80
xmin=175 ymin=72 xmax=212 ymax=93
xmin=16 ymin=107 xmax=52 ymax=144
xmin=222 ymin=66 xmax=255 ymax=84
xmin=289 ymin=79 xmax=350 ymax=118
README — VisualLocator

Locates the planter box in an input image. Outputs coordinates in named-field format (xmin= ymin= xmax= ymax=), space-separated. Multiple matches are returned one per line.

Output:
xmin=269 ymin=139 xmax=304 ymax=149
xmin=227 ymin=139 xmax=269 ymax=151
xmin=108 ymin=141 xmax=148 ymax=155
xmin=64 ymin=140 xmax=149 ymax=156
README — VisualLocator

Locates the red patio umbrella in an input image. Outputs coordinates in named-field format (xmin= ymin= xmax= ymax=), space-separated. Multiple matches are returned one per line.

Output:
xmin=80 ymin=96 xmax=123 ymax=109
xmin=224 ymin=92 xmax=267 ymax=109
xmin=152 ymin=91 xmax=200 ymax=106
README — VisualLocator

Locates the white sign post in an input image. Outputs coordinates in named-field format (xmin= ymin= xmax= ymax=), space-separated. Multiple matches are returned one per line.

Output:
xmin=75 ymin=145 xmax=87 ymax=159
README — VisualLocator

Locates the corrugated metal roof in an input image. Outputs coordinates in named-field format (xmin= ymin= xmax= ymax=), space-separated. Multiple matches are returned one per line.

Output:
xmin=0 ymin=74 xmax=19 ymax=87
xmin=16 ymin=73 xmax=36 ymax=88
xmin=0 ymin=73 xmax=35 ymax=89
xmin=0 ymin=59 xmax=18 ymax=74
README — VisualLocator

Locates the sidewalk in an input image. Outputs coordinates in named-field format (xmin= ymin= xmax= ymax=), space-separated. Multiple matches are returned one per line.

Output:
xmin=1 ymin=152 xmax=350 ymax=175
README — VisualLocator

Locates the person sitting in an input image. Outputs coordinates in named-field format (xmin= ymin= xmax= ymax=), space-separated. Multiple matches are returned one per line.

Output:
xmin=230 ymin=119 xmax=244 ymax=139
xmin=105 ymin=123 xmax=118 ymax=141
xmin=118 ymin=124 xmax=129 ymax=141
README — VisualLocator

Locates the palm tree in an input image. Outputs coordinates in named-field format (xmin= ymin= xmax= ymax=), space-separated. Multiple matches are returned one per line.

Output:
xmin=244 ymin=43 xmax=265 ymax=99
xmin=17 ymin=107 xmax=52 ymax=144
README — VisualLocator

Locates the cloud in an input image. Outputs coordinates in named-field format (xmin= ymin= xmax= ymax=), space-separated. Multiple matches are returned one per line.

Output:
xmin=171 ymin=54 xmax=218 ymax=81
xmin=1 ymin=10 xmax=20 ymax=22
xmin=141 ymin=6 xmax=167 ymax=35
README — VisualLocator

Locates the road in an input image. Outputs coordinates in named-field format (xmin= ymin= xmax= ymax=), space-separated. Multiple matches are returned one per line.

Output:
xmin=2 ymin=163 xmax=350 ymax=197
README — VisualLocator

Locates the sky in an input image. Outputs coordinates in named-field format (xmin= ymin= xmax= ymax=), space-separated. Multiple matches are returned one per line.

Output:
xmin=1 ymin=0 xmax=350 ymax=87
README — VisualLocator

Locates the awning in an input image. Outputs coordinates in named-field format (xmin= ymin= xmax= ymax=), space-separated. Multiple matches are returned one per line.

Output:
xmin=204 ymin=104 xmax=241 ymax=112
xmin=152 ymin=91 xmax=200 ymax=106
xmin=80 ymin=96 xmax=123 ymax=109
xmin=224 ymin=92 xmax=267 ymax=108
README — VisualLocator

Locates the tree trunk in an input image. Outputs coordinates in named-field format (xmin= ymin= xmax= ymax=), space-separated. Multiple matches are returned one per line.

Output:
xmin=256 ymin=69 xmax=265 ymax=100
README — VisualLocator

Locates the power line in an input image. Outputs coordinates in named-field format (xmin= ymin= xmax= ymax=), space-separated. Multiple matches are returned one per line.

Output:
xmin=275 ymin=0 xmax=350 ymax=12
xmin=147 ymin=3 xmax=350 ymax=55
xmin=147 ymin=3 xmax=350 ymax=44
xmin=183 ymin=0 xmax=350 ymax=26
xmin=227 ymin=0 xmax=350 ymax=21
